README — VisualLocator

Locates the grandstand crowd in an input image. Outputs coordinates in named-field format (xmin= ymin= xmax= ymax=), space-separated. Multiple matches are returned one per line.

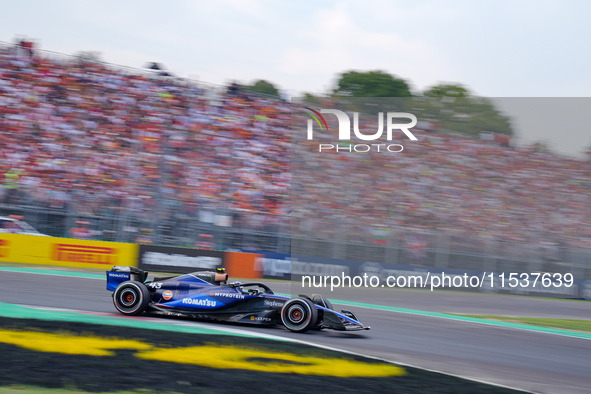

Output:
xmin=1 ymin=40 xmax=590 ymax=254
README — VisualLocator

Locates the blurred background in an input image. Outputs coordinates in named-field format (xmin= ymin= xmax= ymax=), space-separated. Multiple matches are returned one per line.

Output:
xmin=1 ymin=40 xmax=590 ymax=281
xmin=1 ymin=0 xmax=591 ymax=280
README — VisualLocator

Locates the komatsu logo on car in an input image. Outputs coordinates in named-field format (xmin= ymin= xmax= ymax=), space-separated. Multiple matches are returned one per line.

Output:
xmin=211 ymin=293 xmax=245 ymax=299
xmin=182 ymin=298 xmax=217 ymax=307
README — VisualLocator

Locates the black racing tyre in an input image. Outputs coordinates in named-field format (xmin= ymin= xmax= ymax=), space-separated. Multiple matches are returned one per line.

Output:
xmin=113 ymin=281 xmax=151 ymax=316
xmin=280 ymin=297 xmax=318 ymax=333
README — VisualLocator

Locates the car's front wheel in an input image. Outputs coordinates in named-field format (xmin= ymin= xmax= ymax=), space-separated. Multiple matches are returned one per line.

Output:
xmin=113 ymin=281 xmax=151 ymax=315
xmin=280 ymin=297 xmax=318 ymax=333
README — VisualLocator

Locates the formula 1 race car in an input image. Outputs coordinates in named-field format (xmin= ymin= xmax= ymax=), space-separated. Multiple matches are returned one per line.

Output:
xmin=106 ymin=266 xmax=370 ymax=333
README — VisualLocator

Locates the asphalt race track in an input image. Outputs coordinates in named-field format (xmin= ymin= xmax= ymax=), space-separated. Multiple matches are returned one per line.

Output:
xmin=1 ymin=268 xmax=590 ymax=394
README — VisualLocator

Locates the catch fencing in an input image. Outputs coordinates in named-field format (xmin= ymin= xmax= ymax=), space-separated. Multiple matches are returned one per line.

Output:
xmin=2 ymin=201 xmax=590 ymax=281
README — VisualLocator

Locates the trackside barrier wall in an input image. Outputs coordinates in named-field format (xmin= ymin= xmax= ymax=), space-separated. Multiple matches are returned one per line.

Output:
xmin=137 ymin=244 xmax=261 ymax=279
xmin=0 ymin=232 xmax=587 ymax=298
xmin=0 ymin=233 xmax=138 ymax=269
xmin=241 ymin=250 xmax=291 ymax=279
xmin=0 ymin=234 xmax=262 ymax=279
xmin=224 ymin=251 xmax=262 ymax=279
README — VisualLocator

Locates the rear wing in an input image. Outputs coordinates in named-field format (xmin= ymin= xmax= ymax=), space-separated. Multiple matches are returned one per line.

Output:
xmin=106 ymin=266 xmax=149 ymax=292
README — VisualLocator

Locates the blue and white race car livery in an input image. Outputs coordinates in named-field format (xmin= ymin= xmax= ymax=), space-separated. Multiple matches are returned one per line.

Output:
xmin=106 ymin=266 xmax=369 ymax=333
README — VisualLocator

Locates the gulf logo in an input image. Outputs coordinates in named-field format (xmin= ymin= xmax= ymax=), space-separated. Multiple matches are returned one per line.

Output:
xmin=162 ymin=290 xmax=173 ymax=300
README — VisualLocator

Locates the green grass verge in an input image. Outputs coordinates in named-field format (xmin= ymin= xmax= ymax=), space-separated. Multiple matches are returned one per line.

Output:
xmin=453 ymin=315 xmax=591 ymax=333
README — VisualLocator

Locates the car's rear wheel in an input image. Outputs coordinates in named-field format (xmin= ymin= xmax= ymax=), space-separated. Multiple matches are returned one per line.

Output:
xmin=113 ymin=281 xmax=150 ymax=315
xmin=280 ymin=297 xmax=318 ymax=333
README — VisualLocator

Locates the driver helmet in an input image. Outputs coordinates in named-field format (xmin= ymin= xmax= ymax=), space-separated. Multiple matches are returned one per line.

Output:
xmin=231 ymin=281 xmax=243 ymax=292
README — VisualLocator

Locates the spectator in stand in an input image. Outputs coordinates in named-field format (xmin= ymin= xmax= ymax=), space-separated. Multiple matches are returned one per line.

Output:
xmin=135 ymin=228 xmax=155 ymax=245
xmin=69 ymin=221 xmax=92 ymax=239
xmin=195 ymin=233 xmax=215 ymax=250
xmin=0 ymin=39 xmax=590 ymax=254
xmin=19 ymin=39 xmax=34 ymax=58
xmin=2 ymin=168 xmax=20 ymax=204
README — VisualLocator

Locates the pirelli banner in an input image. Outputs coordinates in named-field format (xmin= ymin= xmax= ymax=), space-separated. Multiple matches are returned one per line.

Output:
xmin=0 ymin=233 xmax=137 ymax=269
xmin=138 ymin=244 xmax=261 ymax=279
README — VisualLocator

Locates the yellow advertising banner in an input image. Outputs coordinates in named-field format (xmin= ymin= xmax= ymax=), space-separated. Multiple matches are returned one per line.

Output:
xmin=0 ymin=233 xmax=138 ymax=269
